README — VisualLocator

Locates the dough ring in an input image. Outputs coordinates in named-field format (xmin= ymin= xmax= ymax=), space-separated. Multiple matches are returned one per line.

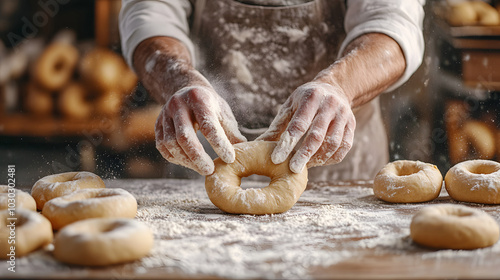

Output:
xmin=0 ymin=209 xmax=53 ymax=258
xmin=42 ymin=188 xmax=138 ymax=230
xmin=205 ymin=141 xmax=308 ymax=215
xmin=445 ymin=159 xmax=500 ymax=204
xmin=373 ymin=160 xmax=443 ymax=203
xmin=410 ymin=204 xmax=499 ymax=250
xmin=32 ymin=42 xmax=79 ymax=91
xmin=31 ymin=171 xmax=106 ymax=210
xmin=53 ymin=217 xmax=153 ymax=266
xmin=0 ymin=185 xmax=37 ymax=211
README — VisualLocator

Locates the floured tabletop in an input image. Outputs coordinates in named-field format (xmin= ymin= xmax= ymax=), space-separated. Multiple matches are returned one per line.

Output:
xmin=3 ymin=179 xmax=500 ymax=279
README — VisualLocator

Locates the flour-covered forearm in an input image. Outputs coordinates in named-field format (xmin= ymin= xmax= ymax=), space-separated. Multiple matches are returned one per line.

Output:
xmin=133 ymin=36 xmax=204 ymax=103
xmin=342 ymin=0 xmax=425 ymax=92
xmin=132 ymin=37 xmax=246 ymax=175
xmin=315 ymin=33 xmax=406 ymax=108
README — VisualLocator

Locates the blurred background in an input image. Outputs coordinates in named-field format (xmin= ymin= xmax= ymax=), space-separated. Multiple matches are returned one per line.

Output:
xmin=1 ymin=0 xmax=500 ymax=187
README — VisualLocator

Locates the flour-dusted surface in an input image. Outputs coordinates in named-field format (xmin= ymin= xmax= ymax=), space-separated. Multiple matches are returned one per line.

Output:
xmin=3 ymin=179 xmax=500 ymax=279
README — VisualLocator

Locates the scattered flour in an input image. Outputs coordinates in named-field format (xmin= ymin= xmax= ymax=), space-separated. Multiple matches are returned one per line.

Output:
xmin=3 ymin=179 xmax=500 ymax=279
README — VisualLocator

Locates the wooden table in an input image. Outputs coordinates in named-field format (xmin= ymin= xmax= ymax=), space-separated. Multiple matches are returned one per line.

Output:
xmin=3 ymin=179 xmax=500 ymax=279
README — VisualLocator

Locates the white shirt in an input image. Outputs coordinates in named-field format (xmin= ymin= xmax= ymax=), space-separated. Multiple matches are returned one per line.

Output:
xmin=119 ymin=0 xmax=425 ymax=92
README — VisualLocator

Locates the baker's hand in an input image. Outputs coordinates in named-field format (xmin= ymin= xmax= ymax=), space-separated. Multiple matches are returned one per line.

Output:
xmin=155 ymin=85 xmax=246 ymax=175
xmin=257 ymin=82 xmax=355 ymax=173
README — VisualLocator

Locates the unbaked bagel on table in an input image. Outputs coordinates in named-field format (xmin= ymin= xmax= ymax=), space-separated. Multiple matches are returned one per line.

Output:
xmin=53 ymin=218 xmax=153 ymax=266
xmin=410 ymin=204 xmax=499 ymax=250
xmin=445 ymin=159 xmax=500 ymax=204
xmin=0 ymin=185 xmax=36 ymax=211
xmin=205 ymin=141 xmax=308 ymax=215
xmin=0 ymin=209 xmax=53 ymax=258
xmin=373 ymin=160 xmax=443 ymax=203
xmin=31 ymin=171 xmax=106 ymax=210
xmin=42 ymin=188 xmax=138 ymax=230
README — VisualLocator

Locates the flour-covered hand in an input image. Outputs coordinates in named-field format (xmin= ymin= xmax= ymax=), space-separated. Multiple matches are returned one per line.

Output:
xmin=257 ymin=82 xmax=355 ymax=173
xmin=155 ymin=85 xmax=246 ymax=175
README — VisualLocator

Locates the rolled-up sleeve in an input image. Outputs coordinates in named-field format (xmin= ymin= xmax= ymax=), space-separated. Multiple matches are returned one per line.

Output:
xmin=119 ymin=0 xmax=194 ymax=70
xmin=340 ymin=0 xmax=425 ymax=92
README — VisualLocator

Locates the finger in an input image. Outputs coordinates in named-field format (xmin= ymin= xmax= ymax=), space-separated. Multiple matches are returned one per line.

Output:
xmin=161 ymin=114 xmax=201 ymax=172
xmin=324 ymin=118 xmax=355 ymax=166
xmin=219 ymin=105 xmax=247 ymax=144
xmin=195 ymin=110 xmax=236 ymax=164
xmin=156 ymin=113 xmax=192 ymax=167
xmin=172 ymin=107 xmax=215 ymax=175
xmin=306 ymin=116 xmax=347 ymax=168
xmin=185 ymin=88 xmax=236 ymax=164
xmin=255 ymin=100 xmax=293 ymax=142
xmin=271 ymin=95 xmax=320 ymax=165
xmin=155 ymin=112 xmax=175 ymax=162
xmin=289 ymin=110 xmax=331 ymax=173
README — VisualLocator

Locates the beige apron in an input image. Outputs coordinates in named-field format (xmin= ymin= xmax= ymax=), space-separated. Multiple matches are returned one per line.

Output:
xmin=186 ymin=0 xmax=388 ymax=181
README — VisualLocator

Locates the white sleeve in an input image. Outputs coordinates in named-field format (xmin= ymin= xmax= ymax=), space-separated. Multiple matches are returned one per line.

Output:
xmin=119 ymin=0 xmax=194 ymax=71
xmin=340 ymin=0 xmax=425 ymax=92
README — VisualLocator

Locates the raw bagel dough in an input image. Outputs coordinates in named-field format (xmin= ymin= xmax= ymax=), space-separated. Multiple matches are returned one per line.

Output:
xmin=31 ymin=171 xmax=106 ymax=210
xmin=42 ymin=188 xmax=138 ymax=230
xmin=53 ymin=218 xmax=153 ymax=266
xmin=0 ymin=185 xmax=36 ymax=211
xmin=32 ymin=42 xmax=79 ymax=91
xmin=445 ymin=159 xmax=500 ymax=204
xmin=410 ymin=204 xmax=500 ymax=250
xmin=205 ymin=141 xmax=308 ymax=215
xmin=0 ymin=209 xmax=53 ymax=258
xmin=373 ymin=160 xmax=443 ymax=203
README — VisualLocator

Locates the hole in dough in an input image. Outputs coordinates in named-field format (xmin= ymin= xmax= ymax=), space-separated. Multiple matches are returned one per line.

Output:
xmin=468 ymin=164 xmax=498 ymax=175
xmin=54 ymin=58 xmax=66 ymax=72
xmin=240 ymin=175 xmax=271 ymax=189
xmin=396 ymin=165 xmax=420 ymax=176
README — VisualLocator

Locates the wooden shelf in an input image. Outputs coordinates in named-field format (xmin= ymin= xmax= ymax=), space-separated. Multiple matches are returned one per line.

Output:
xmin=0 ymin=114 xmax=121 ymax=138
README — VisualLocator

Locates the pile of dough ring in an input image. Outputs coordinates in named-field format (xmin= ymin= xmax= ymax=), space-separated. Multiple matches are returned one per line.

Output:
xmin=447 ymin=1 xmax=500 ymax=26
xmin=205 ymin=141 xmax=308 ymax=215
xmin=53 ymin=218 xmax=153 ymax=266
xmin=29 ymin=171 xmax=152 ymax=266
xmin=410 ymin=204 xmax=499 ymax=250
xmin=445 ymin=159 xmax=500 ymax=204
xmin=0 ymin=209 xmax=53 ymax=258
xmin=0 ymin=185 xmax=36 ymax=211
xmin=42 ymin=188 xmax=138 ymax=230
xmin=23 ymin=38 xmax=137 ymax=119
xmin=31 ymin=171 xmax=106 ymax=210
xmin=373 ymin=160 xmax=443 ymax=203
